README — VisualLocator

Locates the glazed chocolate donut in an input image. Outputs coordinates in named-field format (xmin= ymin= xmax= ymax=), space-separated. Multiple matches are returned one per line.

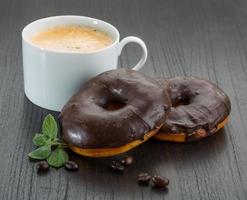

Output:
xmin=154 ymin=76 xmax=231 ymax=142
xmin=60 ymin=69 xmax=171 ymax=157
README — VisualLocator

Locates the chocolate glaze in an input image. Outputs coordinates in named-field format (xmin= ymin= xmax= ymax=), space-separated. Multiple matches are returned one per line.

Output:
xmin=157 ymin=77 xmax=231 ymax=138
xmin=60 ymin=69 xmax=171 ymax=148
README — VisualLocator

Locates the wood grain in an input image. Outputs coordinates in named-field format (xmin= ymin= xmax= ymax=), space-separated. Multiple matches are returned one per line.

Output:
xmin=0 ymin=0 xmax=247 ymax=199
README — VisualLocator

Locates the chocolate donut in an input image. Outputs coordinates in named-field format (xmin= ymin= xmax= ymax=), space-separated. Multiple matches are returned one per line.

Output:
xmin=60 ymin=69 xmax=171 ymax=157
xmin=154 ymin=76 xmax=231 ymax=142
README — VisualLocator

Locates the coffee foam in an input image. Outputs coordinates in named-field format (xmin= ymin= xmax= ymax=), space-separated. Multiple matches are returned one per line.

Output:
xmin=29 ymin=25 xmax=113 ymax=53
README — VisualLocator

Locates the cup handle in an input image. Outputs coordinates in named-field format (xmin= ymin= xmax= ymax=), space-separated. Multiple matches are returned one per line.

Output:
xmin=118 ymin=36 xmax=148 ymax=70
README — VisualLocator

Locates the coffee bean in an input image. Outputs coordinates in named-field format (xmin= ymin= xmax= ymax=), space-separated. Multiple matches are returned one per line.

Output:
xmin=109 ymin=160 xmax=124 ymax=172
xmin=138 ymin=173 xmax=151 ymax=185
xmin=65 ymin=161 xmax=79 ymax=171
xmin=121 ymin=156 xmax=133 ymax=166
xmin=36 ymin=161 xmax=49 ymax=173
xmin=151 ymin=176 xmax=169 ymax=188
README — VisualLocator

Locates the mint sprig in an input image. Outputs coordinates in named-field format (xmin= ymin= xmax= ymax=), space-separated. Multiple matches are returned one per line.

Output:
xmin=28 ymin=114 xmax=69 ymax=168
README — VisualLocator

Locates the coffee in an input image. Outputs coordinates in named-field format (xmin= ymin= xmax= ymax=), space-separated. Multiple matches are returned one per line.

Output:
xmin=29 ymin=25 xmax=113 ymax=53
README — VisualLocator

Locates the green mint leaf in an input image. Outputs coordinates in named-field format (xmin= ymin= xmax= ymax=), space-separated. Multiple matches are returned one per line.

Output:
xmin=42 ymin=114 xmax=58 ymax=139
xmin=47 ymin=146 xmax=69 ymax=168
xmin=32 ymin=134 xmax=47 ymax=146
xmin=28 ymin=144 xmax=51 ymax=160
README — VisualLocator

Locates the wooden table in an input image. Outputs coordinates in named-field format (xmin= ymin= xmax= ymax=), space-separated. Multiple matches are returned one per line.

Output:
xmin=1 ymin=0 xmax=247 ymax=199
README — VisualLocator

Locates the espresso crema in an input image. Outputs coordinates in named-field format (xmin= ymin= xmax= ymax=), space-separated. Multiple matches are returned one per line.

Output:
xmin=29 ymin=25 xmax=113 ymax=53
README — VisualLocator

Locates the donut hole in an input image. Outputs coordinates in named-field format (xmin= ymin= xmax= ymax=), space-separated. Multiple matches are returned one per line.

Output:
xmin=103 ymin=100 xmax=127 ymax=111
xmin=173 ymin=96 xmax=190 ymax=107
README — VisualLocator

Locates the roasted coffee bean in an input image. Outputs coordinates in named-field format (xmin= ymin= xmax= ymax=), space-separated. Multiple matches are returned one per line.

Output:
xmin=121 ymin=156 xmax=133 ymax=166
xmin=65 ymin=161 xmax=79 ymax=171
xmin=36 ymin=161 xmax=49 ymax=173
xmin=138 ymin=172 xmax=151 ymax=185
xmin=151 ymin=176 xmax=169 ymax=188
xmin=109 ymin=160 xmax=124 ymax=172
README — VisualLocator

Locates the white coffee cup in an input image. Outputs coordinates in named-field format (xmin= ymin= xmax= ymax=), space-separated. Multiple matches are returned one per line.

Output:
xmin=22 ymin=16 xmax=147 ymax=111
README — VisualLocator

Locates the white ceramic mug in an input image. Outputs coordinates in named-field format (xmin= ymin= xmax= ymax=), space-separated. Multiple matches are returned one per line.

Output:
xmin=22 ymin=16 xmax=148 ymax=111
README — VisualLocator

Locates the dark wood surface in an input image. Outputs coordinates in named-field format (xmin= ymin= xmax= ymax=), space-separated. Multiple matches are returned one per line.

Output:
xmin=0 ymin=0 xmax=247 ymax=199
